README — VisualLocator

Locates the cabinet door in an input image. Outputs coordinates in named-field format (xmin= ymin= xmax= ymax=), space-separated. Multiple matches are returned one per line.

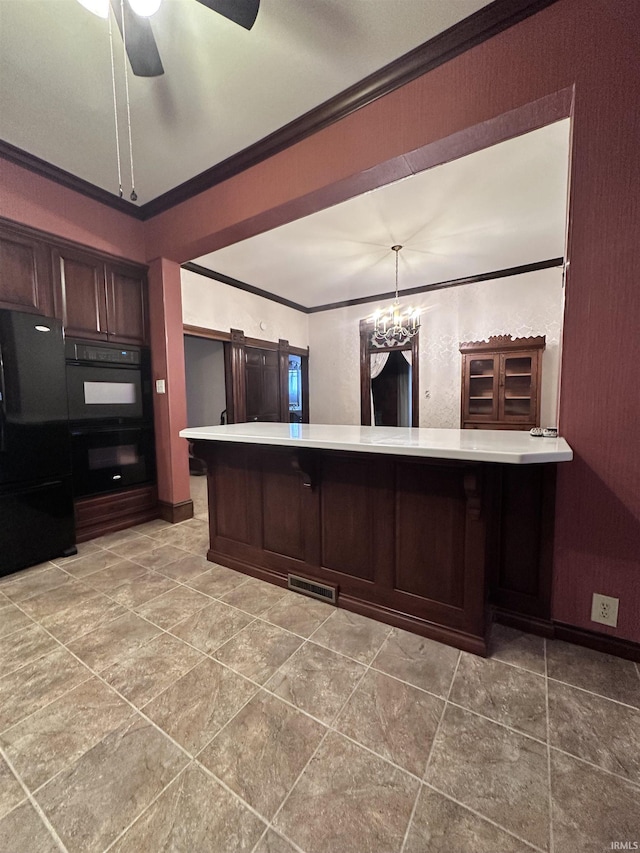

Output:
xmin=106 ymin=263 xmax=148 ymax=345
xmin=498 ymin=350 xmax=538 ymax=423
xmin=0 ymin=224 xmax=53 ymax=316
xmin=52 ymin=247 xmax=108 ymax=340
xmin=463 ymin=354 xmax=499 ymax=422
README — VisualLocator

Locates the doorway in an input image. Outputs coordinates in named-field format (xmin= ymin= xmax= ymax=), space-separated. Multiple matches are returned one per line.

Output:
xmin=372 ymin=350 xmax=412 ymax=426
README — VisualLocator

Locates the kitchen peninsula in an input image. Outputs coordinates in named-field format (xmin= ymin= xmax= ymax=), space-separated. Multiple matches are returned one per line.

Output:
xmin=181 ymin=424 xmax=573 ymax=654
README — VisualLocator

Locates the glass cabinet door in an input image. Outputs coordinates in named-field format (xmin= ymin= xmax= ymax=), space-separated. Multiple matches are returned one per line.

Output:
xmin=500 ymin=353 xmax=534 ymax=421
xmin=465 ymin=356 xmax=498 ymax=420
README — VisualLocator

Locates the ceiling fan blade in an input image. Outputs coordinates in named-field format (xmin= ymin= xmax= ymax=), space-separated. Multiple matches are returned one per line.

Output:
xmin=195 ymin=0 xmax=260 ymax=30
xmin=110 ymin=0 xmax=164 ymax=77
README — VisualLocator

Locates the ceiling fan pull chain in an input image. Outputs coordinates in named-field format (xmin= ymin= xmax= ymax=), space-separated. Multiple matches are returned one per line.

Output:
xmin=107 ymin=11 xmax=123 ymax=198
xmin=120 ymin=0 xmax=137 ymax=202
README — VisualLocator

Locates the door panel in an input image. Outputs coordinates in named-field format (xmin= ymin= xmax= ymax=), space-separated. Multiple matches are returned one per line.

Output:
xmin=53 ymin=248 xmax=107 ymax=340
xmin=107 ymin=265 xmax=148 ymax=345
xmin=0 ymin=227 xmax=53 ymax=316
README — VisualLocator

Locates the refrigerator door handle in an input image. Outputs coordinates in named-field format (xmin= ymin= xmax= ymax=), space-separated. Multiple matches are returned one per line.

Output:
xmin=0 ymin=342 xmax=6 ymax=452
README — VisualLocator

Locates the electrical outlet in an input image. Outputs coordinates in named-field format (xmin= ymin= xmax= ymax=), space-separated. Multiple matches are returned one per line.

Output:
xmin=591 ymin=593 xmax=619 ymax=627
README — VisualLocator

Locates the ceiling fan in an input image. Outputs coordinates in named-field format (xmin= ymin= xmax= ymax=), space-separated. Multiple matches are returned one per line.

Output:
xmin=78 ymin=0 xmax=260 ymax=77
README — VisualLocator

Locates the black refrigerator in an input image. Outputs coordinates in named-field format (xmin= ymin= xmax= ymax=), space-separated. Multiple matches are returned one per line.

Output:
xmin=0 ymin=309 xmax=76 ymax=577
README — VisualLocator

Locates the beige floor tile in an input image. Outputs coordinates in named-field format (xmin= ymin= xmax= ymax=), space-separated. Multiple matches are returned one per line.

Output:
xmin=128 ymin=518 xmax=173 ymax=535
xmin=130 ymin=544 xmax=189 ymax=570
xmin=0 ymin=801 xmax=59 ymax=852
xmin=201 ymin=690 xmax=325 ymax=819
xmin=275 ymin=731 xmax=419 ymax=853
xmin=263 ymin=591 xmax=335 ymax=637
xmin=111 ymin=763 xmax=265 ymax=852
xmin=84 ymin=559 xmax=148 ymax=592
xmin=0 ymin=566 xmax=71 ymax=603
xmin=547 ymin=640 xmax=640 ymax=707
xmin=67 ymin=611 xmax=161 ymax=672
xmin=155 ymin=553 xmax=211 ymax=581
xmin=187 ymin=563 xmax=249 ymax=597
xmin=0 ymin=601 xmax=33 ymax=639
xmin=36 ymin=715 xmax=188 ymax=853
xmin=198 ymin=692 xmax=326 ymax=820
xmin=0 ymin=562 xmax=53 ymax=589
xmin=91 ymin=529 xmax=145 ymax=549
xmin=449 ymin=653 xmax=547 ymax=740
xmin=0 ymin=754 xmax=25 ymax=820
xmin=489 ymin=623 xmax=546 ymax=674
xmin=254 ymin=830 xmax=301 ymax=853
xmin=107 ymin=535 xmax=157 ymax=559
xmin=266 ymin=642 xmax=365 ymax=725
xmin=20 ymin=578 xmax=97 ymax=621
xmin=0 ymin=622 xmax=58 ymax=680
xmin=426 ymin=704 xmax=549 ymax=849
xmin=0 ymin=646 xmax=91 ymax=732
xmin=373 ymin=628 xmax=460 ymax=697
xmin=336 ymin=669 xmax=443 ymax=775
xmin=39 ymin=590 xmax=126 ymax=644
xmin=220 ymin=577 xmax=287 ymax=616
xmin=551 ymin=750 xmax=640 ymax=853
xmin=108 ymin=571 xmax=177 ymax=608
xmin=0 ymin=678 xmax=131 ymax=790
xmin=101 ymin=633 xmax=204 ymax=707
xmin=61 ymin=549 xmax=125 ymax=578
xmin=549 ymin=680 xmax=640 ymax=784
xmin=404 ymin=786 xmax=532 ymax=853
xmin=153 ymin=525 xmax=201 ymax=551
xmin=50 ymin=540 xmax=101 ymax=564
xmin=170 ymin=599 xmax=254 ymax=655
xmin=134 ymin=585 xmax=211 ymax=630
xmin=213 ymin=620 xmax=302 ymax=685
xmin=310 ymin=609 xmax=391 ymax=664
xmin=143 ymin=658 xmax=257 ymax=754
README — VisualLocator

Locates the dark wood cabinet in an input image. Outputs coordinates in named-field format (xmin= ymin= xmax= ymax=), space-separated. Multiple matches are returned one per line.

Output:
xmin=52 ymin=246 xmax=109 ymax=340
xmin=460 ymin=335 xmax=545 ymax=430
xmin=0 ymin=221 xmax=53 ymax=316
xmin=52 ymin=248 xmax=148 ymax=345
xmin=106 ymin=262 xmax=148 ymax=345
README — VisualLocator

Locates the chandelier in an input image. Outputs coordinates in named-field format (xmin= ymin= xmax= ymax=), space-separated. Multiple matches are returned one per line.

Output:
xmin=370 ymin=245 xmax=420 ymax=346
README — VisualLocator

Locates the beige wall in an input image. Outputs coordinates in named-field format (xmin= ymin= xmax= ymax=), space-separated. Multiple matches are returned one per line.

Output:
xmin=308 ymin=267 xmax=564 ymax=428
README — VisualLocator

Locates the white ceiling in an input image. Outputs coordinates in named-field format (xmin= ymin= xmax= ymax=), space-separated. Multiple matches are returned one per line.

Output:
xmin=193 ymin=119 xmax=571 ymax=308
xmin=0 ymin=0 xmax=491 ymax=204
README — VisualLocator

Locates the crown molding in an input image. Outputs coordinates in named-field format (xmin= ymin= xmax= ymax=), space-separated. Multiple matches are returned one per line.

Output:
xmin=183 ymin=257 xmax=564 ymax=314
xmin=0 ymin=0 xmax=560 ymax=222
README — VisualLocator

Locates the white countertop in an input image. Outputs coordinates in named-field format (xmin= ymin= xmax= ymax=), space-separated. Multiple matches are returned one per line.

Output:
xmin=180 ymin=423 xmax=573 ymax=465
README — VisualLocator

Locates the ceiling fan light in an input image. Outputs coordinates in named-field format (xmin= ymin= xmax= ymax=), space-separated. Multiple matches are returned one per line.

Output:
xmin=76 ymin=0 xmax=109 ymax=18
xmin=127 ymin=0 xmax=162 ymax=16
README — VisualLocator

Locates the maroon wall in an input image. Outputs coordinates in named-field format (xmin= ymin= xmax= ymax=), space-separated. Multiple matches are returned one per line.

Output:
xmin=145 ymin=0 xmax=640 ymax=642
xmin=1 ymin=0 xmax=638 ymax=641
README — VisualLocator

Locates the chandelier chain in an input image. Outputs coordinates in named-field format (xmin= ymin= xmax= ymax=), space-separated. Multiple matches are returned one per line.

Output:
xmin=120 ymin=0 xmax=137 ymax=201
xmin=107 ymin=11 xmax=123 ymax=198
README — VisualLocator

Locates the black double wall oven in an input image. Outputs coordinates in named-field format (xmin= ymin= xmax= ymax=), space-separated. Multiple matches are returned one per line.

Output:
xmin=65 ymin=339 xmax=155 ymax=498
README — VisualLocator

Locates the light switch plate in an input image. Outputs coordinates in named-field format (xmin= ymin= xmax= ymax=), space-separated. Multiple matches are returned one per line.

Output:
xmin=155 ymin=379 xmax=166 ymax=394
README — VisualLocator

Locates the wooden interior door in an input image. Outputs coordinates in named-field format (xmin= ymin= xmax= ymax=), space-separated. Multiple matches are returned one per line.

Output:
xmin=245 ymin=347 xmax=281 ymax=422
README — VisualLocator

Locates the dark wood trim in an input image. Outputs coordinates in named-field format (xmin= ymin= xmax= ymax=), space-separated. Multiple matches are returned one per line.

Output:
xmin=552 ymin=623 xmax=640 ymax=664
xmin=181 ymin=263 xmax=308 ymax=313
xmin=183 ymin=324 xmax=231 ymax=342
xmin=74 ymin=485 xmax=159 ymax=542
xmin=141 ymin=0 xmax=562 ymax=218
xmin=0 ymin=141 xmax=145 ymax=219
xmin=0 ymin=215 xmax=148 ymax=272
xmin=460 ymin=333 xmax=546 ymax=353
xmin=228 ymin=328 xmax=247 ymax=423
xmin=183 ymin=258 xmax=563 ymax=316
xmin=158 ymin=498 xmax=194 ymax=523
xmin=310 ymin=258 xmax=564 ymax=314
xmin=493 ymin=610 xmax=640 ymax=663
xmin=278 ymin=338 xmax=290 ymax=423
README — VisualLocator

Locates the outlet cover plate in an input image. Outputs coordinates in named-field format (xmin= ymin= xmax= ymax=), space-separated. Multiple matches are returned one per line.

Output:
xmin=591 ymin=593 xmax=619 ymax=628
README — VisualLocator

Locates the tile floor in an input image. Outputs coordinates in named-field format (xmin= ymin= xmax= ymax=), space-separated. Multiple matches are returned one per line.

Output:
xmin=0 ymin=477 xmax=639 ymax=852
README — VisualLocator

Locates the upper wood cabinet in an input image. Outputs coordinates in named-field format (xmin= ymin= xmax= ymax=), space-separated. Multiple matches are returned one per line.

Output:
xmin=0 ymin=221 xmax=54 ymax=316
xmin=460 ymin=335 xmax=545 ymax=430
xmin=52 ymin=248 xmax=148 ymax=345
